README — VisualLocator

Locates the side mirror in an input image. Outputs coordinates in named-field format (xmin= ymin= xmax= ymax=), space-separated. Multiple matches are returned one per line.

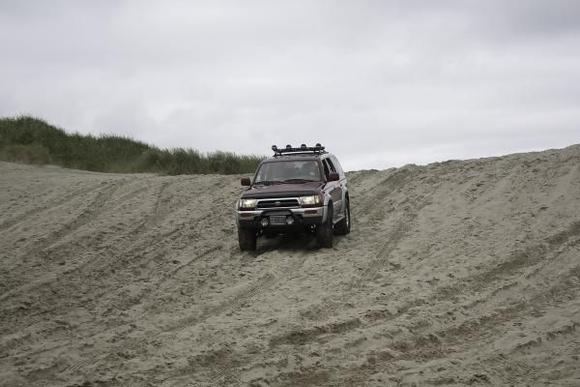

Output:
xmin=240 ymin=177 xmax=251 ymax=186
xmin=327 ymin=172 xmax=339 ymax=182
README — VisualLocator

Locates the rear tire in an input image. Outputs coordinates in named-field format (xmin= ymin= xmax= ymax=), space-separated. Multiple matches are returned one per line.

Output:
xmin=316 ymin=205 xmax=333 ymax=248
xmin=335 ymin=199 xmax=351 ymax=235
xmin=238 ymin=228 xmax=257 ymax=251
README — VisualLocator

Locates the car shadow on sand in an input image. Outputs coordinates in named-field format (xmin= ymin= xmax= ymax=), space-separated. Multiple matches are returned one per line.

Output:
xmin=255 ymin=231 xmax=347 ymax=255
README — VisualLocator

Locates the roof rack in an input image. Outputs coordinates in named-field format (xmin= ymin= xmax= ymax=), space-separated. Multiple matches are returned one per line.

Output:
xmin=272 ymin=143 xmax=326 ymax=156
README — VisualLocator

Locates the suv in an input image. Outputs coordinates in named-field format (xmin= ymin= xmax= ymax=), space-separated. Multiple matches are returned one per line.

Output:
xmin=236 ymin=144 xmax=350 ymax=251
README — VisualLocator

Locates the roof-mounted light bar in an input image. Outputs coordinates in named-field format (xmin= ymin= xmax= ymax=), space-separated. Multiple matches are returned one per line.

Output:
xmin=271 ymin=143 xmax=326 ymax=156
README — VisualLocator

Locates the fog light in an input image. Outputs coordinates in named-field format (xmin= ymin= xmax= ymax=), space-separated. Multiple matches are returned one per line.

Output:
xmin=261 ymin=218 xmax=269 ymax=227
xmin=286 ymin=216 xmax=294 ymax=225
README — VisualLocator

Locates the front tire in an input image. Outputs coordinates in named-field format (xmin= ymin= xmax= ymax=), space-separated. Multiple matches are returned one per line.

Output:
xmin=316 ymin=205 xmax=333 ymax=248
xmin=238 ymin=228 xmax=257 ymax=251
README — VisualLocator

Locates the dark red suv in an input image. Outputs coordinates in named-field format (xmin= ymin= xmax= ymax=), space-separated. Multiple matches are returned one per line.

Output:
xmin=236 ymin=144 xmax=350 ymax=251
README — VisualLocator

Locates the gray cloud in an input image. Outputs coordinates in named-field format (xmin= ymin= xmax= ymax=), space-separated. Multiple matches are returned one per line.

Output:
xmin=1 ymin=0 xmax=579 ymax=170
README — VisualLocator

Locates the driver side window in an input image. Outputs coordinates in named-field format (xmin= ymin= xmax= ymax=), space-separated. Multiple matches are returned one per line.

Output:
xmin=322 ymin=159 xmax=330 ymax=178
xmin=323 ymin=158 xmax=337 ymax=179
xmin=326 ymin=158 xmax=337 ymax=174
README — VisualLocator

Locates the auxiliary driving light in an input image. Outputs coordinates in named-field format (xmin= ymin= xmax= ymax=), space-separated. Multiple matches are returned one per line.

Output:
xmin=261 ymin=218 xmax=269 ymax=227
xmin=286 ymin=216 xmax=294 ymax=225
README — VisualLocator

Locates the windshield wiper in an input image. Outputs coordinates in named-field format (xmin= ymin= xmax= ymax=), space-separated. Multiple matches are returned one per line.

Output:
xmin=253 ymin=180 xmax=282 ymax=186
xmin=281 ymin=178 xmax=317 ymax=183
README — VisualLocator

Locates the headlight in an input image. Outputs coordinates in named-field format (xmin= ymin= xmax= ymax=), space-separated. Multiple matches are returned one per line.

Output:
xmin=299 ymin=195 xmax=321 ymax=207
xmin=239 ymin=198 xmax=257 ymax=209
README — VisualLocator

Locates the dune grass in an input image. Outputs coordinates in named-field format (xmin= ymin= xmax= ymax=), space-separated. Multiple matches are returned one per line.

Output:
xmin=0 ymin=116 xmax=264 ymax=175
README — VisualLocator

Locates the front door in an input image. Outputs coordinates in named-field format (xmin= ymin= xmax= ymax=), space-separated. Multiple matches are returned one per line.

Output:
xmin=323 ymin=158 xmax=343 ymax=220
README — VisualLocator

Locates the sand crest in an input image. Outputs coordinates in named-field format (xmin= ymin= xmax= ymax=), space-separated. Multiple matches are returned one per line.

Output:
xmin=1 ymin=145 xmax=580 ymax=386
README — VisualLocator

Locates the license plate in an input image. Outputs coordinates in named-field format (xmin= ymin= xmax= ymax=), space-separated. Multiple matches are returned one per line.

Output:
xmin=269 ymin=216 xmax=287 ymax=225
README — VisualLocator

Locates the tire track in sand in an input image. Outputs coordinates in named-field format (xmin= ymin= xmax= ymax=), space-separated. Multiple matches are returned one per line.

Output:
xmin=163 ymin=251 xmax=309 ymax=332
xmin=0 ymin=182 xmax=121 ymax=303
xmin=0 ymin=181 xmax=119 ymax=233
xmin=21 ymin=182 xmax=121 ymax=258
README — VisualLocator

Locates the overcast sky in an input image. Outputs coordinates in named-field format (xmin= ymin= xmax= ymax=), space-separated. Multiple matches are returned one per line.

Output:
xmin=1 ymin=1 xmax=579 ymax=170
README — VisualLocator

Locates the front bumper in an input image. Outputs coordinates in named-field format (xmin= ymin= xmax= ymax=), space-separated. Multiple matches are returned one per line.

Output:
xmin=237 ymin=206 xmax=326 ymax=229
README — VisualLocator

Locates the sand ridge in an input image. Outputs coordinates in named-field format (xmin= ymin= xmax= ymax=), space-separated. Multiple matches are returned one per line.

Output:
xmin=1 ymin=145 xmax=579 ymax=386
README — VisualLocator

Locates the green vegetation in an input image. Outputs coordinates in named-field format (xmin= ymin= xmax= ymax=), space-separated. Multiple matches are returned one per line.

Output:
xmin=0 ymin=116 xmax=264 ymax=175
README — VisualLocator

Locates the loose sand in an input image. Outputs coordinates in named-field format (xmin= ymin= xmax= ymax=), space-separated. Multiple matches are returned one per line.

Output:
xmin=1 ymin=145 xmax=579 ymax=386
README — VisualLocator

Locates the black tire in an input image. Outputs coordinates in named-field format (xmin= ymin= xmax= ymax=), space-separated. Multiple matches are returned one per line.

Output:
xmin=335 ymin=199 xmax=351 ymax=235
xmin=238 ymin=228 xmax=257 ymax=251
xmin=316 ymin=204 xmax=333 ymax=248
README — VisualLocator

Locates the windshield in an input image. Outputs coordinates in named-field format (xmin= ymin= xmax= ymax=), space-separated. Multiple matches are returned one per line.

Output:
xmin=254 ymin=160 xmax=322 ymax=184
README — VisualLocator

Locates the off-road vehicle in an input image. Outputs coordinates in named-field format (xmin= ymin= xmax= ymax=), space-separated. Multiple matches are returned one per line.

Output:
xmin=236 ymin=144 xmax=350 ymax=251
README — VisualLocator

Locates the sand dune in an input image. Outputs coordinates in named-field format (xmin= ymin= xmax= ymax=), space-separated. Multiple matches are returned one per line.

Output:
xmin=1 ymin=145 xmax=580 ymax=386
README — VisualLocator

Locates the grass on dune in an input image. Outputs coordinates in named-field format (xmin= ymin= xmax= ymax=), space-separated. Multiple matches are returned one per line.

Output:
xmin=0 ymin=116 xmax=264 ymax=175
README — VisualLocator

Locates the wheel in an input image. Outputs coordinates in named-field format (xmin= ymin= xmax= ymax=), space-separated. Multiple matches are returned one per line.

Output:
xmin=334 ymin=199 xmax=351 ymax=235
xmin=316 ymin=204 xmax=333 ymax=248
xmin=238 ymin=228 xmax=257 ymax=251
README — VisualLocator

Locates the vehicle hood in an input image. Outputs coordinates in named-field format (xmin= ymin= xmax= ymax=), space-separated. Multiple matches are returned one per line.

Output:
xmin=241 ymin=182 xmax=325 ymax=199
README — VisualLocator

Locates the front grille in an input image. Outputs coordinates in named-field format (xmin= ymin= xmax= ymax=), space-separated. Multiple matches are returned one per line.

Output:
xmin=257 ymin=198 xmax=300 ymax=209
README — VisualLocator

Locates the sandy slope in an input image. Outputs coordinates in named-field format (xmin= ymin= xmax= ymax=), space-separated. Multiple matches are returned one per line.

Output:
xmin=1 ymin=145 xmax=579 ymax=386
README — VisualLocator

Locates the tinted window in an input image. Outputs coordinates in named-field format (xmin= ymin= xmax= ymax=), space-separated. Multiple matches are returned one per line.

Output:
xmin=322 ymin=159 xmax=331 ymax=178
xmin=330 ymin=155 xmax=344 ymax=176
xmin=326 ymin=158 xmax=337 ymax=173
